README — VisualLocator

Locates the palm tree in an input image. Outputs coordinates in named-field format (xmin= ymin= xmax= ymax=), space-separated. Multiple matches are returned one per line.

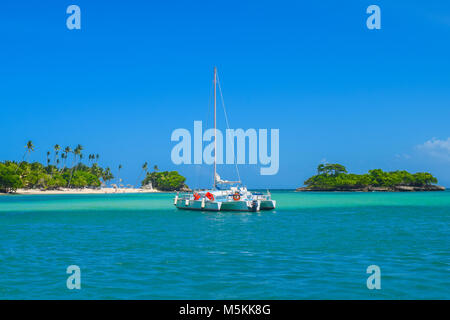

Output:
xmin=53 ymin=144 xmax=61 ymax=167
xmin=72 ymin=145 xmax=83 ymax=169
xmin=63 ymin=146 xmax=72 ymax=170
xmin=117 ymin=164 xmax=123 ymax=188
xmin=144 ymin=162 xmax=149 ymax=171
xmin=96 ymin=154 xmax=100 ymax=164
xmin=136 ymin=162 xmax=148 ymax=187
xmin=153 ymin=165 xmax=159 ymax=172
xmin=60 ymin=152 xmax=67 ymax=173
xmin=61 ymin=147 xmax=71 ymax=178
xmin=74 ymin=145 xmax=83 ymax=162
xmin=102 ymin=167 xmax=113 ymax=186
xmin=23 ymin=140 xmax=35 ymax=162
xmin=46 ymin=151 xmax=51 ymax=167
xmin=16 ymin=140 xmax=35 ymax=173
xmin=68 ymin=144 xmax=83 ymax=187
xmin=64 ymin=146 xmax=72 ymax=155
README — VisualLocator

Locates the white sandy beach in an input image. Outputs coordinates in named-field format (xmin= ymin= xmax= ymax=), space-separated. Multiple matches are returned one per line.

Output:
xmin=10 ymin=187 xmax=161 ymax=195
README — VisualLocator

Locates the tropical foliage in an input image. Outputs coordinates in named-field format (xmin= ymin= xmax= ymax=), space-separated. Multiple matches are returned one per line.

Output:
xmin=303 ymin=163 xmax=438 ymax=190
xmin=1 ymin=141 xmax=188 ymax=193
xmin=141 ymin=171 xmax=187 ymax=191
xmin=0 ymin=162 xmax=22 ymax=193
xmin=0 ymin=161 xmax=114 ymax=193
xmin=0 ymin=141 xmax=115 ymax=193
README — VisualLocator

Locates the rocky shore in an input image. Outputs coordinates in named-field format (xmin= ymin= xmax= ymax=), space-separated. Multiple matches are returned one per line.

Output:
xmin=296 ymin=185 xmax=446 ymax=192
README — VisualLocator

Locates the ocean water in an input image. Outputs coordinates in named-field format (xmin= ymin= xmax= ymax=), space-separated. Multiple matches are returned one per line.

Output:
xmin=0 ymin=190 xmax=449 ymax=299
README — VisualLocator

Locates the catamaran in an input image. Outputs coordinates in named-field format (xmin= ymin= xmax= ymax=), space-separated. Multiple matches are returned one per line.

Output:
xmin=174 ymin=67 xmax=276 ymax=212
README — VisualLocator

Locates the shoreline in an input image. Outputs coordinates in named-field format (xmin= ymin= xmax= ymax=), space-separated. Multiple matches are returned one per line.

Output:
xmin=1 ymin=188 xmax=163 ymax=195
xmin=1 ymin=187 xmax=447 ymax=196
xmin=296 ymin=185 xmax=446 ymax=192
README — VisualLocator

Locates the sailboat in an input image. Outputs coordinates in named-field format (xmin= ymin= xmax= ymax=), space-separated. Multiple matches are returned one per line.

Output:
xmin=174 ymin=67 xmax=276 ymax=212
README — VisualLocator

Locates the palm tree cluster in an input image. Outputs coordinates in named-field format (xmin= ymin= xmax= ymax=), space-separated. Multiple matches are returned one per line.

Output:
xmin=0 ymin=141 xmax=115 ymax=192
xmin=0 ymin=140 xmax=166 ymax=193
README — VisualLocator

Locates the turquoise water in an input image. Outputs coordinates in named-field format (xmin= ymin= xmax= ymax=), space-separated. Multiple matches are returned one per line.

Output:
xmin=0 ymin=191 xmax=449 ymax=299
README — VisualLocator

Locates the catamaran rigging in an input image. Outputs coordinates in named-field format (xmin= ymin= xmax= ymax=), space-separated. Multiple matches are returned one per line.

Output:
xmin=174 ymin=67 xmax=276 ymax=212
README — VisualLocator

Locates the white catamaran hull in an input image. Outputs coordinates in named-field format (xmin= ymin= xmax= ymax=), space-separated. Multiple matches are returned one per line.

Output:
xmin=259 ymin=200 xmax=276 ymax=210
xmin=175 ymin=198 xmax=276 ymax=212
xmin=175 ymin=199 xmax=222 ymax=211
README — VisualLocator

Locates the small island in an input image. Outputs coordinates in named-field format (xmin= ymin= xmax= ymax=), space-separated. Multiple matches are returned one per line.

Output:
xmin=297 ymin=163 xmax=445 ymax=192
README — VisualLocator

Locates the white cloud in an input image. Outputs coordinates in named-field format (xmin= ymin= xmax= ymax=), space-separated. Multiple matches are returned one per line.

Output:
xmin=416 ymin=137 xmax=450 ymax=161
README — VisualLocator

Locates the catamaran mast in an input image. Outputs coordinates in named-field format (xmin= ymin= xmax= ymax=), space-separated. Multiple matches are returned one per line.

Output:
xmin=213 ymin=66 xmax=217 ymax=189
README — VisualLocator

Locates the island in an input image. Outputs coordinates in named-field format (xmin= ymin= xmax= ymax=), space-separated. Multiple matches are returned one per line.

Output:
xmin=296 ymin=163 xmax=445 ymax=192
xmin=141 ymin=170 xmax=190 ymax=192
xmin=0 ymin=141 xmax=188 ymax=194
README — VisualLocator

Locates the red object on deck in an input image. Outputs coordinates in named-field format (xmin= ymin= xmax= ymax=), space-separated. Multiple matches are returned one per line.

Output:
xmin=205 ymin=192 xmax=214 ymax=201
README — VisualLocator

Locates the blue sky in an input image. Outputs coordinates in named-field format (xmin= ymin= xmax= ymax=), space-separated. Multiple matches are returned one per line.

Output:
xmin=1 ymin=0 xmax=449 ymax=188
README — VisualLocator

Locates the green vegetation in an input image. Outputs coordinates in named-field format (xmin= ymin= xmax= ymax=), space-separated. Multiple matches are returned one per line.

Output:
xmin=0 ymin=161 xmax=114 ymax=193
xmin=141 ymin=171 xmax=187 ymax=191
xmin=0 ymin=140 xmax=188 ymax=193
xmin=0 ymin=163 xmax=22 ymax=193
xmin=302 ymin=163 xmax=439 ymax=191
xmin=0 ymin=141 xmax=115 ymax=193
